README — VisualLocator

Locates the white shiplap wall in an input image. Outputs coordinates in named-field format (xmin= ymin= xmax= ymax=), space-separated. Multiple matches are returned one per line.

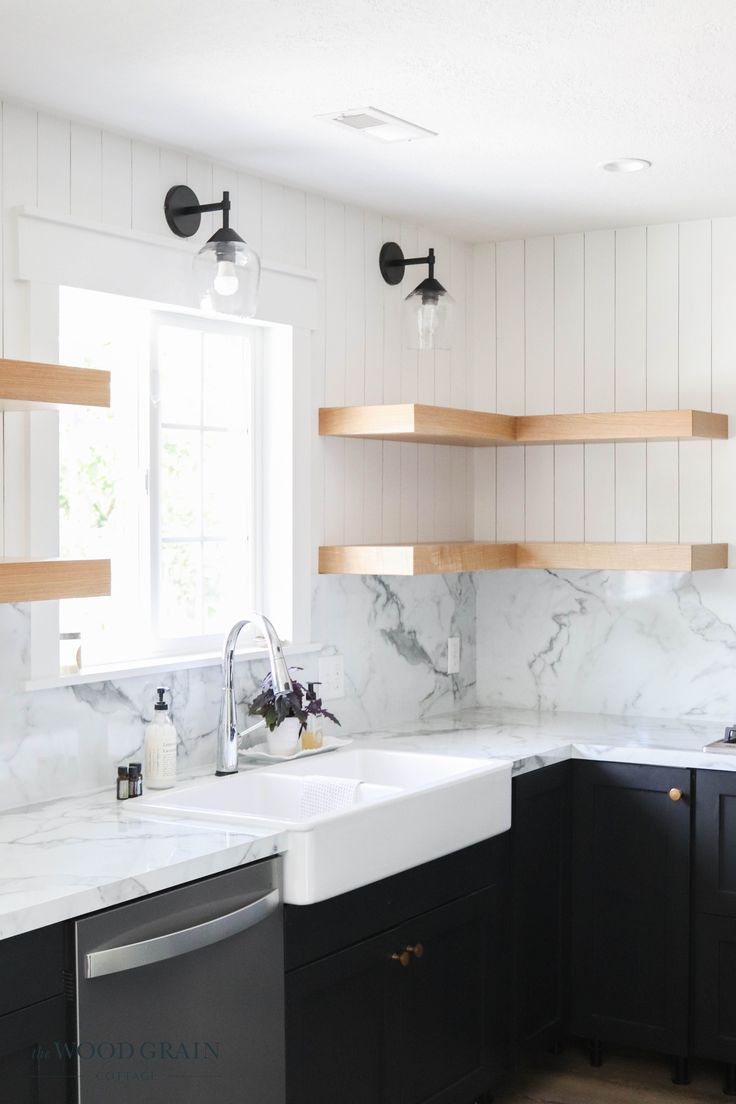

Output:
xmin=0 ymin=100 xmax=475 ymax=557
xmin=470 ymin=220 xmax=736 ymax=560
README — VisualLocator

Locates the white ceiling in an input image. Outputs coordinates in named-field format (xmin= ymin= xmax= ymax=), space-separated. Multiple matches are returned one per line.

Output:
xmin=1 ymin=0 xmax=736 ymax=240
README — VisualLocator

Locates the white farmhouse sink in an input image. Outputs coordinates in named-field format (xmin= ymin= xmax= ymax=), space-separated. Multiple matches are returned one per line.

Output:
xmin=134 ymin=748 xmax=512 ymax=904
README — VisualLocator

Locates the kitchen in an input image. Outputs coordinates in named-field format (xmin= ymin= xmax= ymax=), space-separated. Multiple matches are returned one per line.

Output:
xmin=1 ymin=2 xmax=736 ymax=1102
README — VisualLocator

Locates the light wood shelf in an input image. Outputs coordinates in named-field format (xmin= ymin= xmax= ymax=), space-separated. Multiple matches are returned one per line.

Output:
xmin=319 ymin=542 xmax=727 ymax=576
xmin=0 ymin=559 xmax=111 ymax=603
xmin=319 ymin=543 xmax=518 ymax=576
xmin=0 ymin=357 xmax=110 ymax=410
xmin=319 ymin=403 xmax=728 ymax=446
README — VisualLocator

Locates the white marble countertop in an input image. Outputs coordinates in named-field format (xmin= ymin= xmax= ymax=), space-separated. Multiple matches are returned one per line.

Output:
xmin=369 ymin=706 xmax=734 ymax=775
xmin=2 ymin=706 xmax=734 ymax=941
xmin=0 ymin=785 xmax=287 ymax=940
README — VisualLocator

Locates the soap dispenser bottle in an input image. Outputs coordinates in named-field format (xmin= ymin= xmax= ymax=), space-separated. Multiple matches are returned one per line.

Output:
xmin=144 ymin=687 xmax=177 ymax=789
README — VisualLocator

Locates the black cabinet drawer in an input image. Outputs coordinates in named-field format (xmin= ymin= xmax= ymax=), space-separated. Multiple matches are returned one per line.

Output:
xmin=693 ymin=914 xmax=736 ymax=1062
xmin=0 ymin=924 xmax=64 ymax=1018
xmin=694 ymin=769 xmax=736 ymax=916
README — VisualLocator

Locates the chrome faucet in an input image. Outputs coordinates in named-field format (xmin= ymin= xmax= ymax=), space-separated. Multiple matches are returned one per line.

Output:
xmin=216 ymin=614 xmax=293 ymax=775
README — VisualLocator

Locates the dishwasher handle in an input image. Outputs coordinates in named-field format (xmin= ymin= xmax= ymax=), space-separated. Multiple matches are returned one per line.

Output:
xmin=84 ymin=887 xmax=279 ymax=979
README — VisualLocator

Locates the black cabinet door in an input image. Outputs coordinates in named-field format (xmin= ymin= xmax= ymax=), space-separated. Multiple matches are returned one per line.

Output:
xmin=286 ymin=888 xmax=500 ymax=1104
xmin=693 ymin=914 xmax=736 ymax=1062
xmin=512 ymin=762 xmax=571 ymax=1053
xmin=694 ymin=769 xmax=736 ymax=916
xmin=394 ymin=889 xmax=499 ymax=1104
xmin=571 ymin=761 xmax=691 ymax=1054
xmin=286 ymin=925 xmax=398 ymax=1104
xmin=0 ymin=997 xmax=68 ymax=1104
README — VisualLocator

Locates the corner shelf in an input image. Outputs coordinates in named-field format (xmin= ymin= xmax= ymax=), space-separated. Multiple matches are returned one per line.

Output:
xmin=0 ymin=357 xmax=110 ymax=410
xmin=319 ymin=403 xmax=728 ymax=446
xmin=0 ymin=559 xmax=111 ymax=602
xmin=319 ymin=542 xmax=728 ymax=576
xmin=0 ymin=356 xmax=112 ymax=603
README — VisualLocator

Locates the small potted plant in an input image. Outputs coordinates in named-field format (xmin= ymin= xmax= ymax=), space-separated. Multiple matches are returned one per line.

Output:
xmin=248 ymin=668 xmax=340 ymax=756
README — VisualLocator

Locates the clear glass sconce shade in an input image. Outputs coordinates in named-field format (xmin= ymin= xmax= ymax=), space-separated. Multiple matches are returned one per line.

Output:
xmin=404 ymin=277 xmax=454 ymax=351
xmin=193 ymin=231 xmax=261 ymax=318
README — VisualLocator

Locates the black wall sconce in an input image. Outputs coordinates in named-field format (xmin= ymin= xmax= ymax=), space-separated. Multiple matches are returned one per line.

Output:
xmin=164 ymin=185 xmax=261 ymax=318
xmin=379 ymin=242 xmax=454 ymax=351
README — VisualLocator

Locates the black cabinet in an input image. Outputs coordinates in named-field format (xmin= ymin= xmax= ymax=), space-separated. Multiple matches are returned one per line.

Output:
xmin=571 ymin=761 xmax=691 ymax=1057
xmin=511 ymin=761 xmax=571 ymax=1054
xmin=692 ymin=769 xmax=736 ymax=1082
xmin=694 ymin=768 xmax=736 ymax=915
xmin=285 ymin=837 xmax=508 ymax=1104
xmin=0 ymin=925 xmax=68 ymax=1103
xmin=693 ymin=914 xmax=736 ymax=1063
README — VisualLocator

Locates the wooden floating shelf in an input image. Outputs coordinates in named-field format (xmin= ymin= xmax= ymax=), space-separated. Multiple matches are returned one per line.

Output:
xmin=0 ymin=357 xmax=110 ymax=410
xmin=319 ymin=403 xmax=728 ymax=446
xmin=319 ymin=542 xmax=728 ymax=576
xmin=319 ymin=542 xmax=517 ymax=576
xmin=0 ymin=559 xmax=111 ymax=603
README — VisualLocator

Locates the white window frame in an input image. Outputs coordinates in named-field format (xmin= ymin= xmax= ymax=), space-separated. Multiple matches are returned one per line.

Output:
xmin=15 ymin=208 xmax=318 ymax=686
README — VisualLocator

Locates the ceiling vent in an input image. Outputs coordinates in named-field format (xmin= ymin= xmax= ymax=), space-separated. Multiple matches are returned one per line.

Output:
xmin=318 ymin=107 xmax=437 ymax=143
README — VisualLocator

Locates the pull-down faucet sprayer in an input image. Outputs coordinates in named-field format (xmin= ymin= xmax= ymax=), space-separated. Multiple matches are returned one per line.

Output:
xmin=216 ymin=614 xmax=293 ymax=775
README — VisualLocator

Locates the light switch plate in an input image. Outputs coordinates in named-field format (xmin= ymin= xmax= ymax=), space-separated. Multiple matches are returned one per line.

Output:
xmin=319 ymin=654 xmax=345 ymax=699
xmin=447 ymin=636 xmax=461 ymax=675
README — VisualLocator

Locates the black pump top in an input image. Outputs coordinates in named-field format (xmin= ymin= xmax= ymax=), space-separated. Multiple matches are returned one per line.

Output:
xmin=155 ymin=687 xmax=169 ymax=712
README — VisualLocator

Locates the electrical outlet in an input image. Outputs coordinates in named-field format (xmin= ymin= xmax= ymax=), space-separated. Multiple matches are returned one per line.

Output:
xmin=447 ymin=636 xmax=461 ymax=675
xmin=319 ymin=654 xmax=345 ymax=700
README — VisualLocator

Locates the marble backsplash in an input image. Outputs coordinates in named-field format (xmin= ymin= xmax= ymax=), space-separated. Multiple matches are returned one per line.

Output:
xmin=476 ymin=568 xmax=736 ymax=721
xmin=0 ymin=573 xmax=476 ymax=811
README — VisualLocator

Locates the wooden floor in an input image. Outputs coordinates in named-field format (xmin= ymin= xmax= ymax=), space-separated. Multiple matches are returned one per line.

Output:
xmin=495 ymin=1044 xmax=729 ymax=1103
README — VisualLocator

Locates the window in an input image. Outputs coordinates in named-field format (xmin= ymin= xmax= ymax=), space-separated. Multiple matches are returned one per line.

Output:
xmin=59 ymin=288 xmax=260 ymax=665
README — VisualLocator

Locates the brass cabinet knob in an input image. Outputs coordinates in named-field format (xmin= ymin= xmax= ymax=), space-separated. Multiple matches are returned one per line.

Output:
xmin=392 ymin=950 xmax=411 ymax=967
xmin=407 ymin=943 xmax=424 ymax=959
xmin=668 ymin=787 xmax=683 ymax=802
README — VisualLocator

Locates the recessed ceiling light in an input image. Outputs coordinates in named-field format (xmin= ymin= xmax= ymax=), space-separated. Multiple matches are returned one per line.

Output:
xmin=318 ymin=106 xmax=437 ymax=144
xmin=601 ymin=158 xmax=652 ymax=173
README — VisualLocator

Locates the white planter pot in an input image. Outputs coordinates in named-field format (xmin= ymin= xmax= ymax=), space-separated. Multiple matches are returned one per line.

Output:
xmin=267 ymin=716 xmax=301 ymax=757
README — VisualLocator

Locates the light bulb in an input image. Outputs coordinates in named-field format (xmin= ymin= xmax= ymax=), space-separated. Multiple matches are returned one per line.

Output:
xmin=416 ymin=299 xmax=440 ymax=350
xmin=213 ymin=260 xmax=239 ymax=297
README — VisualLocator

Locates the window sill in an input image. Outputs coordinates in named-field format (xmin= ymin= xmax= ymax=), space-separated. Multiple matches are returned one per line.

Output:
xmin=23 ymin=641 xmax=323 ymax=692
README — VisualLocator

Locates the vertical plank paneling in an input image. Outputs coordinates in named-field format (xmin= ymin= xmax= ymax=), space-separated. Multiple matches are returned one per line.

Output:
xmin=237 ymin=173 xmax=263 ymax=254
xmin=496 ymin=239 xmax=525 ymax=415
xmin=70 ymin=123 xmax=102 ymax=221
xmin=305 ymin=193 xmax=325 ymax=551
xmin=646 ymin=223 xmax=679 ymax=541
xmin=554 ymin=233 xmax=584 ymax=540
xmin=363 ymin=210 xmax=384 ymax=541
xmin=398 ymin=222 xmax=419 ymax=541
xmin=2 ymin=103 xmax=37 ymax=560
xmin=101 ymin=131 xmax=132 ymax=228
xmin=615 ymin=227 xmax=647 ymax=540
xmin=381 ymin=215 xmax=402 ymax=543
xmin=470 ymin=243 xmax=496 ymax=540
xmin=343 ymin=207 xmax=365 ymax=543
xmin=262 ymin=182 xmax=306 ymax=269
xmin=679 ymin=220 xmax=712 ymax=542
xmin=496 ymin=240 xmax=525 ymax=540
xmin=584 ymin=229 xmax=615 ymax=540
xmin=524 ymin=236 xmax=554 ymax=540
xmin=711 ymin=216 xmax=736 ymax=561
xmin=323 ymin=200 xmax=346 ymax=546
xmin=37 ymin=114 xmax=70 ymax=214
xmin=130 ymin=141 xmax=162 ymax=234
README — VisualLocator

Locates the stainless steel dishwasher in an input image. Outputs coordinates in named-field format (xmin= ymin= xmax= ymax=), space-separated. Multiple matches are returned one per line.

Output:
xmin=71 ymin=858 xmax=284 ymax=1104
